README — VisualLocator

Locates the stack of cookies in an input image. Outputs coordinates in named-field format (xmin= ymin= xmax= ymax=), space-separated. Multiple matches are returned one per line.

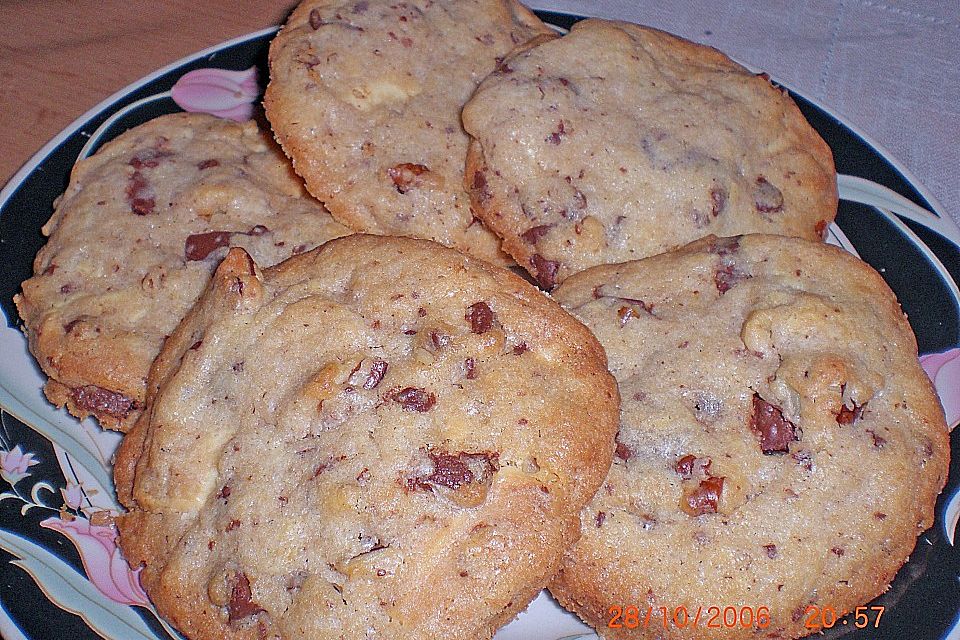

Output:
xmin=14 ymin=2 xmax=949 ymax=640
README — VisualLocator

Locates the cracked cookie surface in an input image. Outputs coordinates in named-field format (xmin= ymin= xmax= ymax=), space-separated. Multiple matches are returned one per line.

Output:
xmin=115 ymin=234 xmax=619 ymax=640
xmin=462 ymin=19 xmax=837 ymax=288
xmin=550 ymin=234 xmax=948 ymax=640
xmin=15 ymin=113 xmax=349 ymax=430
xmin=265 ymin=0 xmax=555 ymax=265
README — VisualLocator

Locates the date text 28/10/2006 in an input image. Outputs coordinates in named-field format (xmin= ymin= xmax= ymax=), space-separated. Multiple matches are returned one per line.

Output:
xmin=607 ymin=604 xmax=885 ymax=631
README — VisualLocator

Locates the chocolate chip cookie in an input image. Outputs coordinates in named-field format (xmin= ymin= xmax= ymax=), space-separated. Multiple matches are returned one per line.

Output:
xmin=549 ymin=234 xmax=948 ymax=639
xmin=115 ymin=234 xmax=619 ymax=640
xmin=15 ymin=113 xmax=350 ymax=430
xmin=264 ymin=0 xmax=555 ymax=266
xmin=462 ymin=19 xmax=838 ymax=288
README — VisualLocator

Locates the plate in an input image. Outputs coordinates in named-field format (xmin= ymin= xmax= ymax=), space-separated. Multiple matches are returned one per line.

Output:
xmin=0 ymin=11 xmax=959 ymax=640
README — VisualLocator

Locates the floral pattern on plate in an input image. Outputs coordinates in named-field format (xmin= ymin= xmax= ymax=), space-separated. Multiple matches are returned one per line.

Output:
xmin=921 ymin=347 xmax=960 ymax=429
xmin=170 ymin=66 xmax=259 ymax=121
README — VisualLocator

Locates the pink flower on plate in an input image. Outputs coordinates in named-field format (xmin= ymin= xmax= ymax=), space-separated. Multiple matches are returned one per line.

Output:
xmin=171 ymin=66 xmax=259 ymax=121
xmin=61 ymin=482 xmax=84 ymax=511
xmin=920 ymin=347 xmax=960 ymax=429
xmin=40 ymin=515 xmax=150 ymax=607
xmin=0 ymin=445 xmax=40 ymax=485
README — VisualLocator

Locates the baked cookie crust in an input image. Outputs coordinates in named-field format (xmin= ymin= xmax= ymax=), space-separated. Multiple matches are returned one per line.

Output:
xmin=463 ymin=20 xmax=838 ymax=288
xmin=550 ymin=234 xmax=948 ymax=640
xmin=115 ymin=235 xmax=620 ymax=640
xmin=265 ymin=0 xmax=555 ymax=266
xmin=15 ymin=113 xmax=350 ymax=430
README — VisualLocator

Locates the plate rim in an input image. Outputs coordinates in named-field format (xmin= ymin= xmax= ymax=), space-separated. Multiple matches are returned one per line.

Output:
xmin=0 ymin=13 xmax=957 ymax=640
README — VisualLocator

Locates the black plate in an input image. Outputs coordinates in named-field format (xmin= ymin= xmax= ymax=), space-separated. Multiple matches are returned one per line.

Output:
xmin=0 ymin=12 xmax=957 ymax=640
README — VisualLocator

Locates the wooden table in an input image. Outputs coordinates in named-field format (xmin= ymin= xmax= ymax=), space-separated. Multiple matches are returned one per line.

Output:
xmin=0 ymin=1 xmax=298 ymax=187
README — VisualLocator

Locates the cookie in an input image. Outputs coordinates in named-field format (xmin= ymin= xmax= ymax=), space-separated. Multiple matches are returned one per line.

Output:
xmin=14 ymin=113 xmax=350 ymax=430
xmin=462 ymin=19 xmax=838 ymax=289
xmin=264 ymin=0 xmax=555 ymax=265
xmin=549 ymin=234 xmax=948 ymax=639
xmin=114 ymin=234 xmax=620 ymax=640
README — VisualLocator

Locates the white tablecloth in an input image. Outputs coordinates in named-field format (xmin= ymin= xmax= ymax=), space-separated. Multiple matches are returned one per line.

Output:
xmin=531 ymin=1 xmax=959 ymax=226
